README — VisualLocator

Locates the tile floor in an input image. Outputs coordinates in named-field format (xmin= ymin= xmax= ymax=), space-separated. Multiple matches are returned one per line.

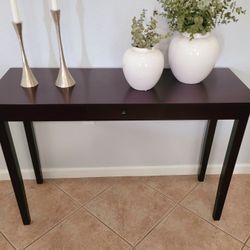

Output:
xmin=0 ymin=175 xmax=249 ymax=249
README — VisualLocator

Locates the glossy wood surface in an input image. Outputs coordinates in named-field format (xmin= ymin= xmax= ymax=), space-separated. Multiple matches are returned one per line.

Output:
xmin=0 ymin=68 xmax=249 ymax=121
xmin=0 ymin=68 xmax=250 ymax=223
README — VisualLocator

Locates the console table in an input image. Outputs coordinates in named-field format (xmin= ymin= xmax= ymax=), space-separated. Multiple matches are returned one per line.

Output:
xmin=0 ymin=68 xmax=249 ymax=225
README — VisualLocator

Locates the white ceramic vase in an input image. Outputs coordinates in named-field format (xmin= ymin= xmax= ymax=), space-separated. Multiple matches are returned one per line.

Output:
xmin=123 ymin=47 xmax=164 ymax=91
xmin=168 ymin=32 xmax=220 ymax=84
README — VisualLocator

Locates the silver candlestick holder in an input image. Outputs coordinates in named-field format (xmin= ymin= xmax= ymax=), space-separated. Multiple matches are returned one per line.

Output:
xmin=51 ymin=10 xmax=75 ymax=88
xmin=13 ymin=22 xmax=38 ymax=88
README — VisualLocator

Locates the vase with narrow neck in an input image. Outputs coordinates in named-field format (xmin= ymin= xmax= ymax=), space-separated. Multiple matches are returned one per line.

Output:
xmin=123 ymin=47 xmax=164 ymax=91
xmin=168 ymin=32 xmax=220 ymax=84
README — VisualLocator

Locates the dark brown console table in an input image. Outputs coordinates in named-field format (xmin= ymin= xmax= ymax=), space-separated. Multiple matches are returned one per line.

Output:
xmin=0 ymin=68 xmax=250 ymax=225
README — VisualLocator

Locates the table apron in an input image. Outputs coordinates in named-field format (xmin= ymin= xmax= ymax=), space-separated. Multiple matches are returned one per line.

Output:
xmin=0 ymin=104 xmax=248 ymax=121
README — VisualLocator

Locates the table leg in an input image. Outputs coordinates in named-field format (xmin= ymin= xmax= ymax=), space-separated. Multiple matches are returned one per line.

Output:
xmin=0 ymin=122 xmax=31 ymax=225
xmin=23 ymin=122 xmax=43 ymax=184
xmin=213 ymin=116 xmax=249 ymax=220
xmin=198 ymin=120 xmax=217 ymax=182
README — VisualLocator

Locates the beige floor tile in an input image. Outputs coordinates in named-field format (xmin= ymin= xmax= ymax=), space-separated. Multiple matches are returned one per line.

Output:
xmin=85 ymin=181 xmax=174 ymax=245
xmin=136 ymin=206 xmax=243 ymax=250
xmin=26 ymin=209 xmax=131 ymax=250
xmin=0 ymin=233 xmax=14 ymax=250
xmin=181 ymin=175 xmax=250 ymax=242
xmin=143 ymin=175 xmax=198 ymax=202
xmin=0 ymin=180 xmax=13 ymax=198
xmin=53 ymin=177 xmax=115 ymax=205
xmin=0 ymin=180 xmax=79 ymax=249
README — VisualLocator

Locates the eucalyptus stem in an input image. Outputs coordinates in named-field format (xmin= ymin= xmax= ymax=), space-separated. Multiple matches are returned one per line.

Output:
xmin=131 ymin=9 xmax=169 ymax=49
xmin=158 ymin=0 xmax=246 ymax=39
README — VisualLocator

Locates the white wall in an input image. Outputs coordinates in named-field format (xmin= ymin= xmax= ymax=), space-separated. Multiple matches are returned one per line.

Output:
xmin=0 ymin=0 xmax=250 ymax=177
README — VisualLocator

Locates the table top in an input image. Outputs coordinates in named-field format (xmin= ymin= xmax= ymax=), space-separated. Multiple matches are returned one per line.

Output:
xmin=0 ymin=68 xmax=249 ymax=121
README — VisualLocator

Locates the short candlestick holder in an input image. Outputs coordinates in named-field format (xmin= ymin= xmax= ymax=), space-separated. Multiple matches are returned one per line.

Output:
xmin=51 ymin=10 xmax=75 ymax=88
xmin=13 ymin=22 xmax=38 ymax=88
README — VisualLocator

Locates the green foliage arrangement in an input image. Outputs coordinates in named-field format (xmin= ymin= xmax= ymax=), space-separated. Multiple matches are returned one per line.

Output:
xmin=131 ymin=9 xmax=168 ymax=49
xmin=158 ymin=0 xmax=246 ymax=38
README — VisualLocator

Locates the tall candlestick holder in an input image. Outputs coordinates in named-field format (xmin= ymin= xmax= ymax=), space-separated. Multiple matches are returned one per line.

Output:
xmin=51 ymin=10 xmax=75 ymax=88
xmin=13 ymin=22 xmax=38 ymax=88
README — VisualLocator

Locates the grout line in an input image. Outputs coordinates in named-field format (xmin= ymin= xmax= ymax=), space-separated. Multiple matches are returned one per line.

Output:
xmin=49 ymin=178 xmax=116 ymax=207
xmin=142 ymin=183 xmax=177 ymax=203
xmin=23 ymin=207 xmax=82 ymax=249
xmin=143 ymin=177 xmax=200 ymax=205
xmin=179 ymin=204 xmax=245 ymax=245
xmin=4 ymin=176 xmax=247 ymax=249
xmin=82 ymin=185 xmax=114 ymax=206
xmin=177 ymin=182 xmax=200 ymax=204
xmin=241 ymin=240 xmax=249 ymax=250
xmin=244 ymin=235 xmax=250 ymax=249
xmin=40 ymin=181 xmax=132 ymax=247
xmin=134 ymin=176 xmax=247 ymax=248
xmin=134 ymin=203 xmax=179 ymax=247
xmin=2 ymin=179 xmax=82 ymax=249
xmin=82 ymin=178 xmax=181 ymax=247
xmin=24 ymin=179 xmax=130 ymax=248
xmin=24 ymin=179 xmax=80 ymax=207
xmin=49 ymin=180 xmax=85 ymax=207
xmin=245 ymin=235 xmax=250 ymax=245
xmin=82 ymin=179 xmax=179 ymax=247
xmin=133 ymin=175 xmax=202 ymax=248
xmin=133 ymin=179 xmax=201 ymax=246
xmin=83 ymin=206 xmax=134 ymax=248
xmin=0 ymin=231 xmax=17 ymax=250
xmin=143 ymin=175 xmax=247 ymax=245
xmin=82 ymin=176 xmax=200 ymax=248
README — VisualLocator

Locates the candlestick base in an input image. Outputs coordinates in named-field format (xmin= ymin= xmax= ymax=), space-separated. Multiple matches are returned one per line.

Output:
xmin=13 ymin=22 xmax=38 ymax=88
xmin=55 ymin=66 xmax=75 ymax=88
xmin=51 ymin=10 xmax=75 ymax=88
xmin=21 ymin=64 xmax=39 ymax=88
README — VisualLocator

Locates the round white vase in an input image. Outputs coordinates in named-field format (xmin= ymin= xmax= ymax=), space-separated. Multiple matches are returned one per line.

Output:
xmin=123 ymin=47 xmax=164 ymax=91
xmin=168 ymin=33 xmax=220 ymax=84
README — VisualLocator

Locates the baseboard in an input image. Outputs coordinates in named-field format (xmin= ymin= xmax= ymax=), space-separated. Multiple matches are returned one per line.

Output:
xmin=1 ymin=164 xmax=250 ymax=180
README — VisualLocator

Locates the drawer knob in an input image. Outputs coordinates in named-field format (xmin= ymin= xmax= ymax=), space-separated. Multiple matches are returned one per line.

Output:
xmin=121 ymin=110 xmax=127 ymax=115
